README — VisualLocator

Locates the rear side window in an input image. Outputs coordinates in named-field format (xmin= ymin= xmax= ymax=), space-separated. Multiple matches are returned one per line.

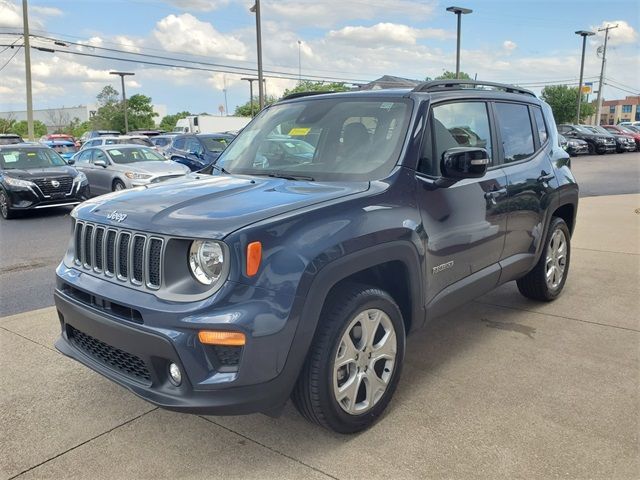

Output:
xmin=419 ymin=101 xmax=493 ymax=176
xmin=532 ymin=106 xmax=548 ymax=144
xmin=173 ymin=137 xmax=186 ymax=150
xmin=495 ymin=103 xmax=534 ymax=163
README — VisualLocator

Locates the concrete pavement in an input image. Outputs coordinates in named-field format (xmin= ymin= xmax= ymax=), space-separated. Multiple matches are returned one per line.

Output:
xmin=1 ymin=194 xmax=638 ymax=479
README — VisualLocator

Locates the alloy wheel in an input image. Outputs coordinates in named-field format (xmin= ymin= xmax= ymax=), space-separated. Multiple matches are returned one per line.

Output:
xmin=545 ymin=229 xmax=567 ymax=289
xmin=0 ymin=192 xmax=8 ymax=218
xmin=332 ymin=308 xmax=397 ymax=415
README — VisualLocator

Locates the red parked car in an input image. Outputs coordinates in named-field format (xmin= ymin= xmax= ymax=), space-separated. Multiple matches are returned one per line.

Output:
xmin=602 ymin=125 xmax=640 ymax=151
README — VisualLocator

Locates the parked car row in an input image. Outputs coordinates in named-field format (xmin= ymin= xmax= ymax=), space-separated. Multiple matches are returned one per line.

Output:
xmin=558 ymin=124 xmax=638 ymax=156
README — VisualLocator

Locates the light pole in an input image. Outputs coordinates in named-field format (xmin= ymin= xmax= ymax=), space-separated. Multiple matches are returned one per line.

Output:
xmin=249 ymin=1 xmax=265 ymax=109
xmin=109 ymin=71 xmax=134 ymax=133
xmin=575 ymin=30 xmax=595 ymax=124
xmin=446 ymin=6 xmax=472 ymax=79
xmin=22 ymin=0 xmax=34 ymax=140
xmin=594 ymin=24 xmax=618 ymax=126
xmin=297 ymin=40 xmax=302 ymax=83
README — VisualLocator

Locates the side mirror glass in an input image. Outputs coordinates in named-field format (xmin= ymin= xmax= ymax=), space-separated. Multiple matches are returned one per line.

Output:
xmin=66 ymin=158 xmax=75 ymax=165
xmin=94 ymin=159 xmax=107 ymax=168
xmin=440 ymin=147 xmax=489 ymax=181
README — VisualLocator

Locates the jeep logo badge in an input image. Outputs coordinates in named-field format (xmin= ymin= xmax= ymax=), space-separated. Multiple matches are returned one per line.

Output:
xmin=51 ymin=180 xmax=60 ymax=188
xmin=107 ymin=211 xmax=127 ymax=223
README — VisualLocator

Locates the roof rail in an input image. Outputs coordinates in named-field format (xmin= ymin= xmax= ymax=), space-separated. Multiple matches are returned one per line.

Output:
xmin=280 ymin=90 xmax=336 ymax=101
xmin=412 ymin=80 xmax=536 ymax=97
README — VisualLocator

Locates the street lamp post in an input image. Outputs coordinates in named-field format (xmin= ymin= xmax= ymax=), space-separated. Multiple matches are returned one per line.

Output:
xmin=22 ymin=0 xmax=34 ymax=140
xmin=446 ymin=6 xmax=472 ymax=79
xmin=575 ymin=30 xmax=595 ymax=124
xmin=297 ymin=40 xmax=302 ymax=83
xmin=241 ymin=77 xmax=257 ymax=116
xmin=109 ymin=71 xmax=134 ymax=133
xmin=249 ymin=1 xmax=265 ymax=109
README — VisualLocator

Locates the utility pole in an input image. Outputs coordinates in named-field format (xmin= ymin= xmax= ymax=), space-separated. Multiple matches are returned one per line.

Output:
xmin=594 ymin=24 xmax=618 ymax=126
xmin=109 ymin=71 xmax=135 ymax=133
xmin=241 ymin=77 xmax=257 ymax=116
xmin=250 ymin=1 xmax=265 ymax=109
xmin=298 ymin=40 xmax=302 ymax=83
xmin=575 ymin=30 xmax=595 ymax=124
xmin=22 ymin=0 xmax=34 ymax=140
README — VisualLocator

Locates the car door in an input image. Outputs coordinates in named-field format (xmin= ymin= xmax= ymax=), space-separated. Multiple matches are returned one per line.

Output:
xmin=73 ymin=149 xmax=98 ymax=193
xmin=90 ymin=149 xmax=113 ymax=195
xmin=184 ymin=137 xmax=205 ymax=170
xmin=494 ymin=102 xmax=556 ymax=275
xmin=415 ymin=100 xmax=508 ymax=305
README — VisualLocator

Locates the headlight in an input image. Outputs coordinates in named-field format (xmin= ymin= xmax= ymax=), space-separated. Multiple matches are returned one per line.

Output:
xmin=189 ymin=240 xmax=225 ymax=285
xmin=73 ymin=172 xmax=88 ymax=185
xmin=124 ymin=171 xmax=152 ymax=180
xmin=4 ymin=176 xmax=35 ymax=188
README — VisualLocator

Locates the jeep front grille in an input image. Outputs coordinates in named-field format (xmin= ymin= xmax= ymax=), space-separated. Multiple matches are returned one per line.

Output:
xmin=73 ymin=221 xmax=163 ymax=289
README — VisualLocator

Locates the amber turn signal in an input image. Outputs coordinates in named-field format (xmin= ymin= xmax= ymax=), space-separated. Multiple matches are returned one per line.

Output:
xmin=246 ymin=241 xmax=262 ymax=277
xmin=198 ymin=330 xmax=246 ymax=346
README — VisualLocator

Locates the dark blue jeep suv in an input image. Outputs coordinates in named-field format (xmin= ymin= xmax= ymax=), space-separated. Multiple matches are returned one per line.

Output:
xmin=54 ymin=81 xmax=578 ymax=433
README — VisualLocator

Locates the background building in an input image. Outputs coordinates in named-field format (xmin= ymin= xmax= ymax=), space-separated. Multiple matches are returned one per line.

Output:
xmin=591 ymin=96 xmax=640 ymax=125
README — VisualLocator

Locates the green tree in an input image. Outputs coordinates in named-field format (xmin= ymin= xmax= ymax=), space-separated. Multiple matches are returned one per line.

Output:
xmin=159 ymin=111 xmax=192 ymax=131
xmin=68 ymin=118 xmax=91 ymax=139
xmin=109 ymin=94 xmax=158 ymax=132
xmin=11 ymin=120 xmax=48 ymax=138
xmin=426 ymin=71 xmax=472 ymax=81
xmin=541 ymin=85 xmax=595 ymax=124
xmin=234 ymin=95 xmax=278 ymax=117
xmin=282 ymin=80 xmax=351 ymax=97
xmin=0 ymin=117 xmax=16 ymax=134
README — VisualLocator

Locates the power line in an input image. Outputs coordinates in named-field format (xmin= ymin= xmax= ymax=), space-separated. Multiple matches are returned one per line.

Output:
xmin=0 ymin=44 xmax=22 ymax=72
xmin=0 ymin=36 xmax=21 ymax=54
xmin=606 ymin=77 xmax=639 ymax=93
xmin=604 ymin=83 xmax=639 ymax=96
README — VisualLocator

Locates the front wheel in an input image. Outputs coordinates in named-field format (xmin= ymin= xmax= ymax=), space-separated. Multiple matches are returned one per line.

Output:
xmin=0 ymin=190 xmax=16 ymax=219
xmin=112 ymin=179 xmax=126 ymax=192
xmin=292 ymin=284 xmax=405 ymax=433
xmin=517 ymin=217 xmax=571 ymax=301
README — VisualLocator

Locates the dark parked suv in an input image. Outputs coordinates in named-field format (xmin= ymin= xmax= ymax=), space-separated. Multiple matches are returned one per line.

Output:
xmin=54 ymin=81 xmax=578 ymax=433
xmin=557 ymin=124 xmax=616 ymax=154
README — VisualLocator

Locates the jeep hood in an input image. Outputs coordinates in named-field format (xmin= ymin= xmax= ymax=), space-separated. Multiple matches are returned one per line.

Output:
xmin=73 ymin=174 xmax=369 ymax=238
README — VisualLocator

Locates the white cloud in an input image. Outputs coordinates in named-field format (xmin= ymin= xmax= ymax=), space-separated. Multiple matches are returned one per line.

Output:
xmin=503 ymin=40 xmax=517 ymax=52
xmin=153 ymin=13 xmax=247 ymax=60
xmin=592 ymin=20 xmax=637 ymax=45
xmin=113 ymin=35 xmax=142 ymax=53
xmin=266 ymin=0 xmax=436 ymax=28
xmin=30 ymin=5 xmax=63 ymax=17
xmin=327 ymin=23 xmax=452 ymax=47
xmin=0 ymin=0 xmax=22 ymax=28
xmin=162 ymin=0 xmax=228 ymax=12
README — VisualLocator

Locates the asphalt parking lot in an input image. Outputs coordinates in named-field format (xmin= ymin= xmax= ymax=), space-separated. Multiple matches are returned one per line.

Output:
xmin=1 ymin=154 xmax=639 ymax=479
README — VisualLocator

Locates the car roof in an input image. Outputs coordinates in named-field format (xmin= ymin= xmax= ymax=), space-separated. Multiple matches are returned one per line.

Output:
xmin=99 ymin=144 xmax=155 ymax=150
xmin=197 ymin=133 xmax=235 ymax=138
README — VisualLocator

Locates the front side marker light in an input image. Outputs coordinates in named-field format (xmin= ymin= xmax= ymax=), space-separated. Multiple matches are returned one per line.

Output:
xmin=246 ymin=241 xmax=262 ymax=277
xmin=198 ymin=330 xmax=246 ymax=346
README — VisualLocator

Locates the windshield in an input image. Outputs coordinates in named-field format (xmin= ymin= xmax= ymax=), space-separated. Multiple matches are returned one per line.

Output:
xmin=217 ymin=97 xmax=412 ymax=181
xmin=574 ymin=125 xmax=595 ymax=134
xmin=51 ymin=144 xmax=78 ymax=154
xmin=118 ymin=138 xmax=153 ymax=147
xmin=618 ymin=126 xmax=636 ymax=134
xmin=0 ymin=147 xmax=67 ymax=169
xmin=0 ymin=136 xmax=22 ymax=145
xmin=152 ymin=137 xmax=171 ymax=147
xmin=591 ymin=126 xmax=611 ymax=135
xmin=201 ymin=136 xmax=232 ymax=153
xmin=107 ymin=147 xmax=166 ymax=164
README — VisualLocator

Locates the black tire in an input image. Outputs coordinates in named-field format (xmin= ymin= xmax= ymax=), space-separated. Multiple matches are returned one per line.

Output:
xmin=517 ymin=217 xmax=571 ymax=301
xmin=586 ymin=142 xmax=595 ymax=155
xmin=0 ymin=189 xmax=16 ymax=219
xmin=112 ymin=179 xmax=126 ymax=192
xmin=292 ymin=283 xmax=405 ymax=434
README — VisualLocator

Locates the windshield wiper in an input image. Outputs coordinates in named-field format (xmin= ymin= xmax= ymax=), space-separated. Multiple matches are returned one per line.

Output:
xmin=265 ymin=172 xmax=315 ymax=181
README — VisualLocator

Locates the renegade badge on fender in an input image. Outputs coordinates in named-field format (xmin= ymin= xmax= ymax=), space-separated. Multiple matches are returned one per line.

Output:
xmin=54 ymin=80 xmax=578 ymax=433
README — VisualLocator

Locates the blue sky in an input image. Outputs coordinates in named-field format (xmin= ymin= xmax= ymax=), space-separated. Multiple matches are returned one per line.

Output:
xmin=0 ymin=0 xmax=638 ymax=119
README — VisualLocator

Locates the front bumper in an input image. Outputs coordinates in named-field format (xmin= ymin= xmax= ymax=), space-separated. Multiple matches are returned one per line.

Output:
xmin=567 ymin=144 xmax=589 ymax=156
xmin=53 ymin=266 xmax=302 ymax=415
xmin=5 ymin=182 xmax=90 ymax=210
xmin=595 ymin=142 xmax=616 ymax=153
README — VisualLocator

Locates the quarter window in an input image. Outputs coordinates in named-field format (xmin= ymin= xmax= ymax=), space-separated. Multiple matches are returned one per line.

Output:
xmin=532 ymin=106 xmax=548 ymax=144
xmin=419 ymin=101 xmax=492 ymax=176
xmin=495 ymin=103 xmax=535 ymax=163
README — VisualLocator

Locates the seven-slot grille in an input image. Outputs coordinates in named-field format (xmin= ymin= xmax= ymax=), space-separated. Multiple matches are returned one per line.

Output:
xmin=74 ymin=221 xmax=163 ymax=289
xmin=33 ymin=176 xmax=73 ymax=196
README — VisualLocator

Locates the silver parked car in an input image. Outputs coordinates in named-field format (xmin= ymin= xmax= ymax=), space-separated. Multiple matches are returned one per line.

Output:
xmin=70 ymin=145 xmax=190 ymax=195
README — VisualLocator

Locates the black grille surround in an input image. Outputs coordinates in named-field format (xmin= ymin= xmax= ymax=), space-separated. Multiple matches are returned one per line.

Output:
xmin=67 ymin=324 xmax=151 ymax=384
xmin=73 ymin=221 xmax=164 ymax=290
xmin=33 ymin=176 xmax=74 ymax=197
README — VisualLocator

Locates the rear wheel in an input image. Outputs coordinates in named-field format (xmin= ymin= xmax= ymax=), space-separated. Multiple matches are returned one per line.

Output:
xmin=292 ymin=283 xmax=405 ymax=433
xmin=517 ymin=217 xmax=571 ymax=301
xmin=112 ymin=179 xmax=126 ymax=192
xmin=0 ymin=190 xmax=16 ymax=219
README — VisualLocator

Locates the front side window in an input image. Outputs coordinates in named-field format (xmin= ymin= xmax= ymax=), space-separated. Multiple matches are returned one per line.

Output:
xmin=419 ymin=101 xmax=492 ymax=176
xmin=93 ymin=150 xmax=108 ymax=164
xmin=495 ymin=103 xmax=535 ymax=163
xmin=217 ymin=98 xmax=411 ymax=181
xmin=532 ymin=106 xmax=548 ymax=144
xmin=75 ymin=150 xmax=92 ymax=164
xmin=173 ymin=137 xmax=186 ymax=150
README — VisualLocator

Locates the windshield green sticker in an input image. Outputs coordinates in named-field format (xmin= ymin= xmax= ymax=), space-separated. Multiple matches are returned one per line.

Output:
xmin=110 ymin=149 xmax=122 ymax=155
xmin=380 ymin=102 xmax=394 ymax=110
xmin=288 ymin=127 xmax=310 ymax=136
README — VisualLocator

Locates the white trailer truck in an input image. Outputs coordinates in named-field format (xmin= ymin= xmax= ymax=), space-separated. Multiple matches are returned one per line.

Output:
xmin=172 ymin=115 xmax=251 ymax=134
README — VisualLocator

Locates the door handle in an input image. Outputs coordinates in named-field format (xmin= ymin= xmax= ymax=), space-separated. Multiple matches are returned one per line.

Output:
xmin=484 ymin=187 xmax=507 ymax=199
xmin=537 ymin=171 xmax=555 ymax=183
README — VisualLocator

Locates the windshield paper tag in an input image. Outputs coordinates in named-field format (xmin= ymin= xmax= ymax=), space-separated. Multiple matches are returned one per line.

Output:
xmin=288 ymin=127 xmax=310 ymax=136
xmin=380 ymin=102 xmax=394 ymax=110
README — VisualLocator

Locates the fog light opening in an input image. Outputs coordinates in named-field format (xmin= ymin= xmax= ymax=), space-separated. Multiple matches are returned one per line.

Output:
xmin=168 ymin=362 xmax=182 ymax=386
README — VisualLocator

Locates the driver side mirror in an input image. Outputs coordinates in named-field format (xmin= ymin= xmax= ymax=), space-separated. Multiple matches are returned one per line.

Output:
xmin=66 ymin=158 xmax=75 ymax=165
xmin=94 ymin=159 xmax=108 ymax=168
xmin=440 ymin=147 xmax=489 ymax=181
